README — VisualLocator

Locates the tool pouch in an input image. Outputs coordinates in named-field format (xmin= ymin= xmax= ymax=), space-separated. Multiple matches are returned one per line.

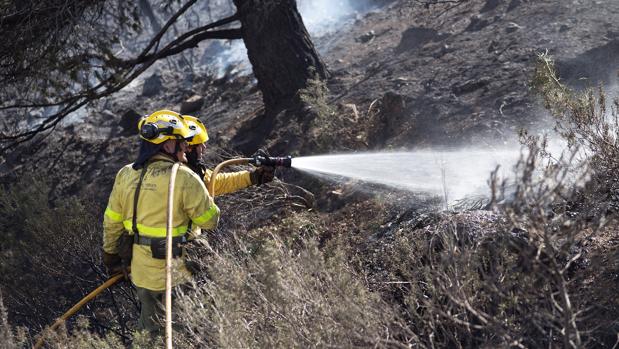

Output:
xmin=150 ymin=238 xmax=183 ymax=259
xmin=117 ymin=232 xmax=134 ymax=267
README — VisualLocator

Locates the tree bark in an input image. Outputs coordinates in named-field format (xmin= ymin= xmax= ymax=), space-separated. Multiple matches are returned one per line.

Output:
xmin=233 ymin=0 xmax=329 ymax=114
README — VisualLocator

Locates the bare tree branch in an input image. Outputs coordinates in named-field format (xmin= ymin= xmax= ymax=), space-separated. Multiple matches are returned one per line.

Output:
xmin=0 ymin=6 xmax=242 ymax=152
xmin=136 ymin=0 xmax=200 ymax=62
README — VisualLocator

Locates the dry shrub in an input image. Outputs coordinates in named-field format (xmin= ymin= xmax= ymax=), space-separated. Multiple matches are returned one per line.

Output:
xmin=175 ymin=220 xmax=415 ymax=349
xmin=32 ymin=317 xmax=124 ymax=349
xmin=0 ymin=176 xmax=137 ymax=345
xmin=346 ymin=144 xmax=600 ymax=348
xmin=0 ymin=296 xmax=27 ymax=349
xmin=533 ymin=51 xmax=619 ymax=215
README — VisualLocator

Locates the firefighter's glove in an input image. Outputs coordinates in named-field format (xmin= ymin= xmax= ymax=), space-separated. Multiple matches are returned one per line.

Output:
xmin=252 ymin=149 xmax=270 ymax=159
xmin=103 ymin=251 xmax=127 ymax=278
xmin=250 ymin=166 xmax=275 ymax=186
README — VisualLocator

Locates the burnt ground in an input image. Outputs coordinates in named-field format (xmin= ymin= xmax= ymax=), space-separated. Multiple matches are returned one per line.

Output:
xmin=5 ymin=0 xmax=617 ymax=204
xmin=2 ymin=0 xmax=619 ymax=343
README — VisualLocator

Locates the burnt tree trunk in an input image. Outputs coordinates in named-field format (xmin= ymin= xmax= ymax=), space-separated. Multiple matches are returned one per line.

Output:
xmin=233 ymin=0 xmax=329 ymax=114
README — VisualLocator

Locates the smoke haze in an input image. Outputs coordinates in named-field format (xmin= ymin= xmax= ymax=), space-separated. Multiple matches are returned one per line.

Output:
xmin=205 ymin=0 xmax=373 ymax=77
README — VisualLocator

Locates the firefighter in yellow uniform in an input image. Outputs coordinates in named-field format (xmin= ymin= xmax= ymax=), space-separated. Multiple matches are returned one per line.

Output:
xmin=182 ymin=114 xmax=274 ymax=194
xmin=102 ymin=110 xmax=220 ymax=334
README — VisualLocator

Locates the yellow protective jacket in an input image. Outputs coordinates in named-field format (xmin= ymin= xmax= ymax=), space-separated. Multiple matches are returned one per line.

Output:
xmin=203 ymin=169 xmax=252 ymax=196
xmin=103 ymin=154 xmax=219 ymax=291
xmin=184 ymin=168 xmax=252 ymax=238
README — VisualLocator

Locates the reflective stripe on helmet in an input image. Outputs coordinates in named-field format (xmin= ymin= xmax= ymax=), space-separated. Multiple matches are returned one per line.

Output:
xmin=138 ymin=110 xmax=193 ymax=144
xmin=122 ymin=220 xmax=188 ymax=238
xmin=191 ymin=204 xmax=219 ymax=225
xmin=105 ymin=207 xmax=123 ymax=222
xmin=182 ymin=115 xmax=209 ymax=145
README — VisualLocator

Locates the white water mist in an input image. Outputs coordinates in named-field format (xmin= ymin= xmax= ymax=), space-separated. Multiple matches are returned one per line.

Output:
xmin=292 ymin=149 xmax=524 ymax=205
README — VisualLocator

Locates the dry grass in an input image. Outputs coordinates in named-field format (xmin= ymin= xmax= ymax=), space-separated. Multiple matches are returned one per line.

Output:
xmin=176 ymin=229 xmax=413 ymax=348
xmin=2 ymin=54 xmax=619 ymax=348
xmin=0 ymin=177 xmax=137 ymax=347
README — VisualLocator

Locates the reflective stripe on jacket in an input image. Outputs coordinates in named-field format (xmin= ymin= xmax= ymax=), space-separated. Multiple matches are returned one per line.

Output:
xmin=103 ymin=154 xmax=219 ymax=291
xmin=184 ymin=169 xmax=252 ymax=240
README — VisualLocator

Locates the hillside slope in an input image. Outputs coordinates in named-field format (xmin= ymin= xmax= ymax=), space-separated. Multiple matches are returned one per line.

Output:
xmin=1 ymin=0 xmax=619 ymax=347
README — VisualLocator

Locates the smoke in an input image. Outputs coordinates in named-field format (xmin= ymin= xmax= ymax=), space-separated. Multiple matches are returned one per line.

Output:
xmin=298 ymin=0 xmax=371 ymax=36
xmin=202 ymin=0 xmax=374 ymax=78
xmin=62 ymin=0 xmax=375 ymax=125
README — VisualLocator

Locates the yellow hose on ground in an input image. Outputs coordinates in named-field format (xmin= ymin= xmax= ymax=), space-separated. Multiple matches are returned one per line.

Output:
xmin=165 ymin=162 xmax=180 ymax=349
xmin=34 ymin=158 xmax=252 ymax=349
xmin=32 ymin=272 xmax=126 ymax=349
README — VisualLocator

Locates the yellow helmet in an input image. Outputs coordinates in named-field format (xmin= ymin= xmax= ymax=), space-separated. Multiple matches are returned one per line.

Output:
xmin=183 ymin=115 xmax=209 ymax=145
xmin=137 ymin=110 xmax=193 ymax=144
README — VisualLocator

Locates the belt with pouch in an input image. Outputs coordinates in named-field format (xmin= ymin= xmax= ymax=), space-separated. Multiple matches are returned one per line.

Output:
xmin=135 ymin=234 xmax=188 ymax=259
xmin=134 ymin=234 xmax=188 ymax=246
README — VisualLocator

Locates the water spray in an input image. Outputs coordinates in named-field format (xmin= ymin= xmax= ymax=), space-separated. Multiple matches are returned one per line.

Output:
xmin=290 ymin=150 xmax=526 ymax=205
xmin=207 ymin=150 xmax=522 ymax=206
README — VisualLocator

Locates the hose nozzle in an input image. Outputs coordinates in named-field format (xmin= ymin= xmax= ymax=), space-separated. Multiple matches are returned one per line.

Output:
xmin=250 ymin=155 xmax=292 ymax=168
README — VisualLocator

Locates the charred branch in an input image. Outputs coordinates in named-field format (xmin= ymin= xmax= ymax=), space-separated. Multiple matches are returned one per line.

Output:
xmin=0 ymin=7 xmax=242 ymax=151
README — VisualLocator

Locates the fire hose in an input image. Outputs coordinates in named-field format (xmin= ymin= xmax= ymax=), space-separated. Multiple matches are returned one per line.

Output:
xmin=164 ymin=162 xmax=180 ymax=349
xmin=33 ymin=154 xmax=292 ymax=349
xmin=206 ymin=155 xmax=291 ymax=196
xmin=207 ymin=154 xmax=291 ymax=196
xmin=32 ymin=272 xmax=126 ymax=349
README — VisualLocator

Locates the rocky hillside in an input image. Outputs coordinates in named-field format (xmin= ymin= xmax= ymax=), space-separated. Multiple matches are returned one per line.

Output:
xmin=4 ymin=0 xmax=618 ymax=203
xmin=2 ymin=0 xmax=619 ymax=347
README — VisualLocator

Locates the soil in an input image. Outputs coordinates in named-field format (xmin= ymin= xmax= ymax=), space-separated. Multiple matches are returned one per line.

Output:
xmin=2 ymin=0 xmax=619 ymax=343
xmin=5 ymin=0 xmax=618 ymax=202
